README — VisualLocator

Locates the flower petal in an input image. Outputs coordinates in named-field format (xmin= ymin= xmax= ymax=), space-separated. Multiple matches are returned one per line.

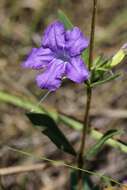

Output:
xmin=36 ymin=59 xmax=66 ymax=91
xmin=65 ymin=27 xmax=89 ymax=56
xmin=66 ymin=57 xmax=89 ymax=83
xmin=22 ymin=47 xmax=55 ymax=69
xmin=41 ymin=21 xmax=66 ymax=51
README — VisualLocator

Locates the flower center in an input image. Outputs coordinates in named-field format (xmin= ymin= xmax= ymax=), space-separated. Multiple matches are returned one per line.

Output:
xmin=56 ymin=50 xmax=70 ymax=62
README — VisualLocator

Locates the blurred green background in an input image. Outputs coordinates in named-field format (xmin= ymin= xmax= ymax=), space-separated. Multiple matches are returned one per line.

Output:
xmin=0 ymin=0 xmax=127 ymax=189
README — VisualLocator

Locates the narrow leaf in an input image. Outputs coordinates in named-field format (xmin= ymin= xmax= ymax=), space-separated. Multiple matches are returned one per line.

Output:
xmin=70 ymin=171 xmax=93 ymax=190
xmin=26 ymin=113 xmax=76 ymax=156
xmin=82 ymin=48 xmax=89 ymax=65
xmin=0 ymin=91 xmax=127 ymax=153
xmin=92 ymin=55 xmax=103 ymax=68
xmin=58 ymin=10 xmax=73 ymax=29
xmin=58 ymin=10 xmax=90 ymax=65
xmin=86 ymin=129 xmax=123 ymax=160
xmin=83 ymin=175 xmax=92 ymax=190
xmin=70 ymin=170 xmax=78 ymax=190
xmin=91 ymin=73 xmax=121 ymax=87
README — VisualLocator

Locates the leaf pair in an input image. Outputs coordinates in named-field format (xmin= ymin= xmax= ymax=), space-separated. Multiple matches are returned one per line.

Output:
xmin=91 ymin=56 xmax=122 ymax=87
xmin=26 ymin=113 xmax=123 ymax=159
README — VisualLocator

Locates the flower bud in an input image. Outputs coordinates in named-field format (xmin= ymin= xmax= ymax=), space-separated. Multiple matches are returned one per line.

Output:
xmin=110 ymin=44 xmax=127 ymax=67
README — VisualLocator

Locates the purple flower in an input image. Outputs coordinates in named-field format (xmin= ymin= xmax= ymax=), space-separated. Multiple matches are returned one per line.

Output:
xmin=23 ymin=21 xmax=89 ymax=91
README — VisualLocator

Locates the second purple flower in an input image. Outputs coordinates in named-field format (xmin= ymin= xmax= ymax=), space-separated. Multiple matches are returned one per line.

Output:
xmin=23 ymin=21 xmax=89 ymax=91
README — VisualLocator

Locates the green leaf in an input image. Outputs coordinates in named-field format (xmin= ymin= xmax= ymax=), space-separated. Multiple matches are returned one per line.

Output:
xmin=57 ymin=9 xmax=90 ymax=65
xmin=86 ymin=129 xmax=123 ymax=160
xmin=92 ymin=55 xmax=109 ymax=69
xmin=82 ymin=48 xmax=89 ymax=65
xmin=91 ymin=56 xmax=110 ymax=83
xmin=92 ymin=55 xmax=102 ymax=67
xmin=70 ymin=170 xmax=78 ymax=190
xmin=58 ymin=10 xmax=73 ymax=29
xmin=91 ymin=72 xmax=121 ymax=87
xmin=70 ymin=171 xmax=93 ymax=190
xmin=26 ymin=113 xmax=76 ymax=156
xmin=83 ymin=176 xmax=92 ymax=190
xmin=0 ymin=91 xmax=127 ymax=154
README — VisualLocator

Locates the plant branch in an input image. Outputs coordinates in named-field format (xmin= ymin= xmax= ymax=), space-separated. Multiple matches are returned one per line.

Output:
xmin=0 ymin=91 xmax=127 ymax=153
xmin=77 ymin=0 xmax=97 ymax=189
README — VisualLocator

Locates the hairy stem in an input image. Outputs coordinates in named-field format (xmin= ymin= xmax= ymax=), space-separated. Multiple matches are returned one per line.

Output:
xmin=77 ymin=0 xmax=97 ymax=189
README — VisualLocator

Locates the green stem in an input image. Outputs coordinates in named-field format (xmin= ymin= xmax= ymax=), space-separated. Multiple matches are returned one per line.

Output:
xmin=77 ymin=0 xmax=97 ymax=189
xmin=7 ymin=146 xmax=127 ymax=188
xmin=0 ymin=91 xmax=127 ymax=153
